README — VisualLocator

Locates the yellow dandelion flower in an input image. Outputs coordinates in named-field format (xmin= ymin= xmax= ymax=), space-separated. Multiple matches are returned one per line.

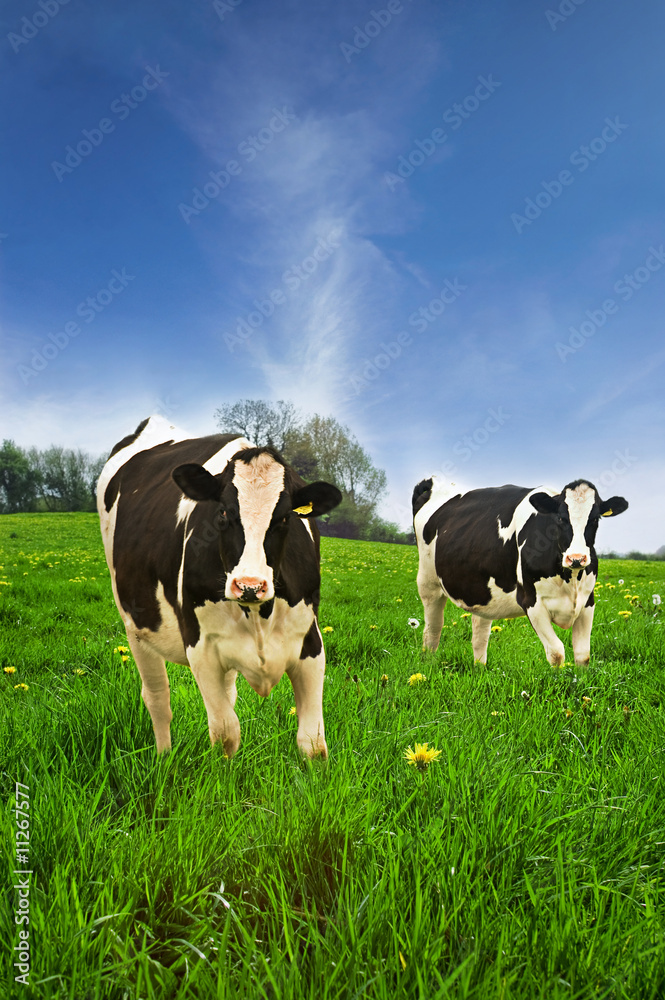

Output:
xmin=73 ymin=669 xmax=86 ymax=677
xmin=618 ymin=610 xmax=631 ymax=618
xmin=288 ymin=706 xmax=297 ymax=716
xmin=121 ymin=655 xmax=129 ymax=662
xmin=395 ymin=597 xmax=403 ymax=602
xmin=565 ymin=709 xmax=574 ymax=719
xmin=4 ymin=666 xmax=17 ymax=674
xmin=460 ymin=613 xmax=471 ymax=618
xmin=380 ymin=673 xmax=389 ymax=687
xmin=491 ymin=625 xmax=502 ymax=632
xmin=403 ymin=742 xmax=442 ymax=772
xmin=369 ymin=624 xmax=378 ymax=630
xmin=322 ymin=626 xmax=333 ymax=633
xmin=490 ymin=711 xmax=505 ymax=716
xmin=408 ymin=673 xmax=427 ymax=686
xmin=14 ymin=683 xmax=29 ymax=691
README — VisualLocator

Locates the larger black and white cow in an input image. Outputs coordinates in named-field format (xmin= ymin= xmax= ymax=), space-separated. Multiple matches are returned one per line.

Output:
xmin=412 ymin=477 xmax=628 ymax=666
xmin=97 ymin=416 xmax=341 ymax=758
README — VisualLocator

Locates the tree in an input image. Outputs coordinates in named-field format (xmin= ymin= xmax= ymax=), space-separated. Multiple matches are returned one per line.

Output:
xmin=282 ymin=414 xmax=387 ymax=538
xmin=213 ymin=400 xmax=393 ymax=541
xmin=0 ymin=441 xmax=40 ymax=513
xmin=291 ymin=414 xmax=387 ymax=506
xmin=214 ymin=399 xmax=301 ymax=452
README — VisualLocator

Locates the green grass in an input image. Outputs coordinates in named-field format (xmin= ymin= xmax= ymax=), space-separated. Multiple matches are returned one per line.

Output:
xmin=1 ymin=513 xmax=664 ymax=999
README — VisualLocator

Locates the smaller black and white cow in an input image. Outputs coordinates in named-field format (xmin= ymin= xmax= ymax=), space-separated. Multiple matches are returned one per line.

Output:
xmin=412 ymin=477 xmax=628 ymax=666
xmin=97 ymin=416 xmax=341 ymax=758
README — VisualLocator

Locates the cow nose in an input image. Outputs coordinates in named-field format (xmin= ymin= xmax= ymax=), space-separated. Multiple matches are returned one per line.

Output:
xmin=564 ymin=553 xmax=588 ymax=568
xmin=231 ymin=577 xmax=268 ymax=602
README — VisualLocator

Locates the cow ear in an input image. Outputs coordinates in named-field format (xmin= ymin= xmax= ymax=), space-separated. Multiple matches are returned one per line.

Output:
xmin=292 ymin=482 xmax=343 ymax=518
xmin=172 ymin=464 xmax=220 ymax=502
xmin=529 ymin=491 xmax=560 ymax=515
xmin=599 ymin=496 xmax=629 ymax=517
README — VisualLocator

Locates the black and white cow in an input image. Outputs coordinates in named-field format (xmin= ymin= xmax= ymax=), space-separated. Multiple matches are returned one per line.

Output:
xmin=412 ymin=477 xmax=628 ymax=666
xmin=97 ymin=416 xmax=341 ymax=758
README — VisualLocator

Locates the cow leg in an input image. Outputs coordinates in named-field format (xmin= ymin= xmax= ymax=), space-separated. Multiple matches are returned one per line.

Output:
xmin=418 ymin=579 xmax=447 ymax=652
xmin=286 ymin=653 xmax=327 ymax=759
xmin=471 ymin=615 xmax=493 ymax=664
xmin=525 ymin=603 xmax=566 ymax=666
xmin=572 ymin=604 xmax=594 ymax=666
xmin=188 ymin=650 xmax=241 ymax=757
xmin=127 ymin=636 xmax=172 ymax=753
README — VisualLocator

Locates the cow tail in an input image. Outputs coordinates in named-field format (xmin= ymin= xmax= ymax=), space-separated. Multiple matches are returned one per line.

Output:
xmin=412 ymin=478 xmax=433 ymax=517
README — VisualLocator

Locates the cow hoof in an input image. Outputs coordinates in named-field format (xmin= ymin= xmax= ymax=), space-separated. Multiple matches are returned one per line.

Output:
xmin=299 ymin=741 xmax=328 ymax=761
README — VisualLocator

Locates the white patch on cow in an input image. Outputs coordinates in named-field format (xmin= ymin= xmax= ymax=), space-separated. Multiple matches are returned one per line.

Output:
xmin=204 ymin=437 xmax=253 ymax=474
xmin=533 ymin=570 xmax=596 ymax=629
xmin=131 ymin=581 xmax=187 ymax=663
xmin=97 ymin=415 xmax=188 ymax=505
xmin=99 ymin=488 xmax=121 ymax=609
xmin=414 ymin=476 xmax=462 ymax=573
xmin=174 ymin=436 xmax=254 ymax=525
xmin=178 ymin=527 xmax=194 ymax=607
xmin=189 ymin=596 xmax=314 ymax=697
xmin=175 ymin=491 xmax=210 ymax=528
xmin=227 ymin=453 xmax=286 ymax=600
xmin=175 ymin=496 xmax=197 ymax=526
xmin=445 ymin=576 xmax=522 ymax=620
xmin=413 ymin=476 xmax=459 ymax=536
xmin=563 ymin=482 xmax=595 ymax=563
xmin=497 ymin=486 xmax=558 ymax=546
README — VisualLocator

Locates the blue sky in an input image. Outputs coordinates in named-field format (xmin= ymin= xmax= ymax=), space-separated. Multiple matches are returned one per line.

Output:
xmin=2 ymin=0 xmax=664 ymax=551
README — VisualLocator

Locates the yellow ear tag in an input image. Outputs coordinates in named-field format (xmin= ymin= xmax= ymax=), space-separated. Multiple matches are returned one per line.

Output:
xmin=293 ymin=502 xmax=313 ymax=515
xmin=602 ymin=509 xmax=613 ymax=517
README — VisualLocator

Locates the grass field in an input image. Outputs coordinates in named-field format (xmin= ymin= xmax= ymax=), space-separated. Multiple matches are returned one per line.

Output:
xmin=1 ymin=512 xmax=665 ymax=1000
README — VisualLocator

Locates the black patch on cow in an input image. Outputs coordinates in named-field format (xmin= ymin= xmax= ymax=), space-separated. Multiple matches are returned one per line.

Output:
xmin=259 ymin=598 xmax=274 ymax=619
xmin=104 ymin=475 xmax=121 ymax=514
xmin=300 ymin=618 xmax=322 ymax=660
xmin=412 ymin=478 xmax=433 ymax=517
xmin=424 ymin=486 xmax=530 ymax=607
xmin=109 ymin=417 xmax=151 ymax=458
xmin=585 ymin=589 xmax=595 ymax=608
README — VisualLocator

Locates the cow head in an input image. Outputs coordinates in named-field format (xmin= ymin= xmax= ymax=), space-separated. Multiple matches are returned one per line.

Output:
xmin=529 ymin=480 xmax=628 ymax=571
xmin=172 ymin=448 xmax=341 ymax=604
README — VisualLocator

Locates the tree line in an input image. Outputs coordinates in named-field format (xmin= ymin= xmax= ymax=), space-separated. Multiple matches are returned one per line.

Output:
xmin=0 ymin=441 xmax=105 ymax=514
xmin=213 ymin=400 xmax=413 ymax=543
xmin=0 ymin=400 xmax=414 ymax=543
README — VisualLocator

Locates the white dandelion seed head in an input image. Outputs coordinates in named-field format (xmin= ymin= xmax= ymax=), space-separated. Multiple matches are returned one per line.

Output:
xmin=408 ymin=618 xmax=420 ymax=629
xmin=653 ymin=594 xmax=662 ymax=606
xmin=618 ymin=579 xmax=624 ymax=585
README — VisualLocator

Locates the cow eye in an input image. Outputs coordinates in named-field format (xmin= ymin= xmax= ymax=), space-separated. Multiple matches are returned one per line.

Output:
xmin=218 ymin=510 xmax=228 ymax=528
